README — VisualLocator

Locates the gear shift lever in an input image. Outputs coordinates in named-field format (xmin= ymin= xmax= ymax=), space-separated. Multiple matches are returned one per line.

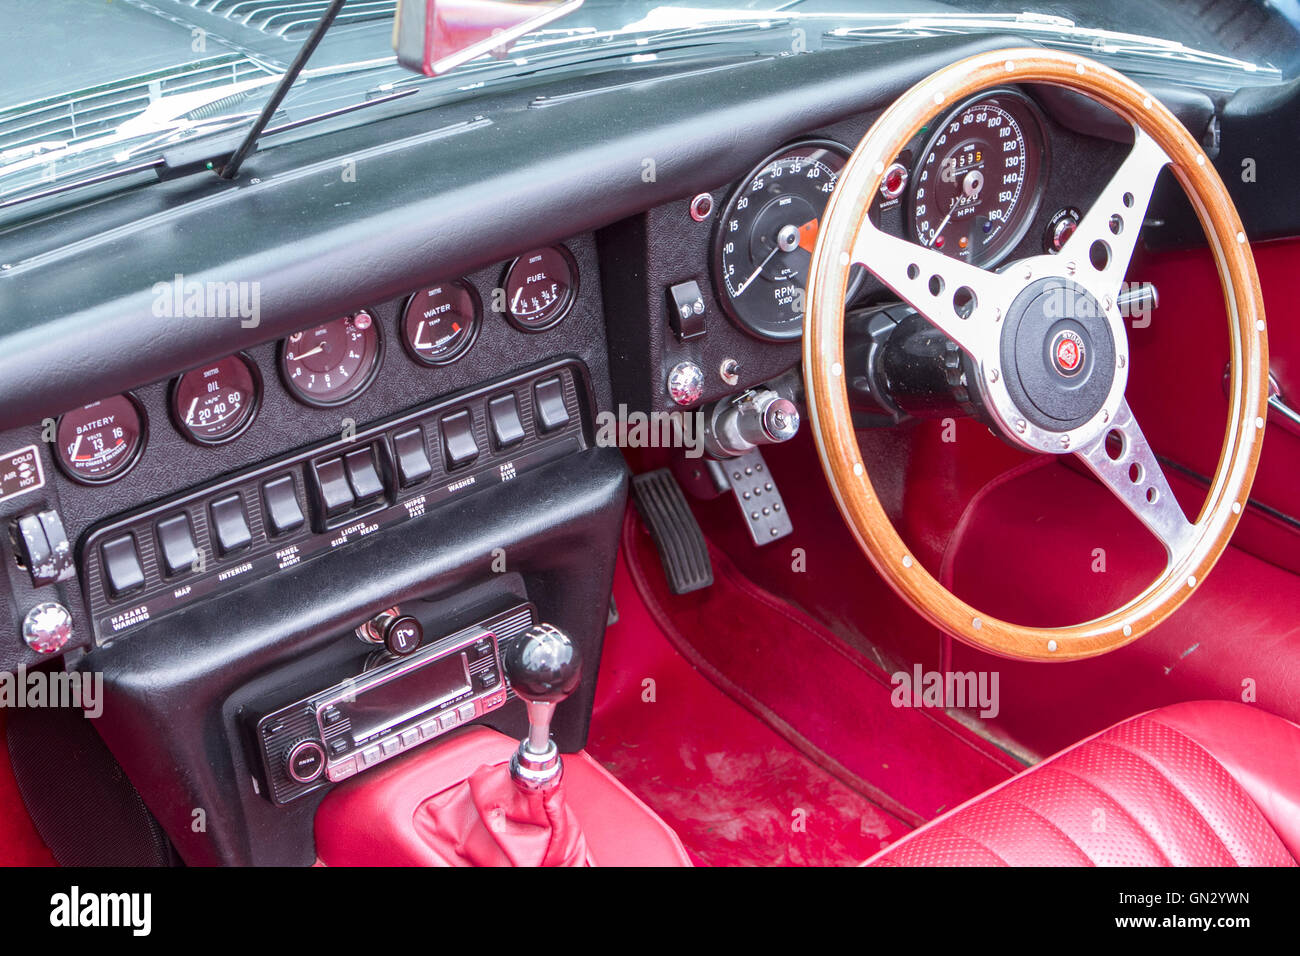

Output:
xmin=502 ymin=623 xmax=582 ymax=792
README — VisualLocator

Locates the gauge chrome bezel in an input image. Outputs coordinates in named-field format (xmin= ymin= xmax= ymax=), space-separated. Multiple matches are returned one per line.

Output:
xmin=502 ymin=245 xmax=579 ymax=333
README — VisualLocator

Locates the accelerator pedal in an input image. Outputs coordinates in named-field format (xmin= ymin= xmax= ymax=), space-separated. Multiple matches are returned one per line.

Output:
xmin=631 ymin=469 xmax=713 ymax=594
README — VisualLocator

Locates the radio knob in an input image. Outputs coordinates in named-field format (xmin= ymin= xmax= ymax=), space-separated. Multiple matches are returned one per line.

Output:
xmin=285 ymin=738 xmax=326 ymax=784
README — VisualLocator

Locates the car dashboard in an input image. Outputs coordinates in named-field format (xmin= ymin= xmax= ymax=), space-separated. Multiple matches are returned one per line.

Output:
xmin=0 ymin=32 xmax=1288 ymax=865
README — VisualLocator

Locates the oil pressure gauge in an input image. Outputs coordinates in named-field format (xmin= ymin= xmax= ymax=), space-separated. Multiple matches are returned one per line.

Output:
xmin=172 ymin=353 xmax=261 ymax=445
xmin=503 ymin=245 xmax=578 ymax=332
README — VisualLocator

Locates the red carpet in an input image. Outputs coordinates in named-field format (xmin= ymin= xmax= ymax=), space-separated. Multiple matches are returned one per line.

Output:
xmin=588 ymin=509 xmax=1028 ymax=865
xmin=589 ymin=547 xmax=912 ymax=865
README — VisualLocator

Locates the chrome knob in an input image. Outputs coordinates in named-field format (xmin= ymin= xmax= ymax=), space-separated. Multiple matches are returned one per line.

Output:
xmin=759 ymin=397 xmax=800 ymax=443
xmin=667 ymin=361 xmax=705 ymax=407
xmin=22 ymin=602 xmax=73 ymax=654
xmin=503 ymin=623 xmax=582 ymax=791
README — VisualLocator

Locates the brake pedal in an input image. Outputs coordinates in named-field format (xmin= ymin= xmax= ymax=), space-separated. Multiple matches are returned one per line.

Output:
xmin=631 ymin=469 xmax=714 ymax=594
xmin=721 ymin=449 xmax=792 ymax=545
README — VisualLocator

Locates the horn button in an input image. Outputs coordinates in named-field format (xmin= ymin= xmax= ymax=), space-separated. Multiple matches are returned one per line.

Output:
xmin=999 ymin=278 xmax=1116 ymax=431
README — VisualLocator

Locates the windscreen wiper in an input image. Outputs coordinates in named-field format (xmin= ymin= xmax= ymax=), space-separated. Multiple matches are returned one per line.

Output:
xmin=219 ymin=0 xmax=348 ymax=179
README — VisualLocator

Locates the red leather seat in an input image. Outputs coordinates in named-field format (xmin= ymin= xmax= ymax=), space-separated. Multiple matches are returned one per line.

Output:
xmin=866 ymin=701 xmax=1300 ymax=866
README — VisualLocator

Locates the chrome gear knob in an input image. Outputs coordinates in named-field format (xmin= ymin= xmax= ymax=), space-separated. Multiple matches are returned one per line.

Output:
xmin=504 ymin=623 xmax=582 ymax=791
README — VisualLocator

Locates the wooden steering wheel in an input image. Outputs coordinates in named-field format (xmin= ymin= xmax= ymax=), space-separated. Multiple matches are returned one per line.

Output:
xmin=803 ymin=48 xmax=1270 ymax=661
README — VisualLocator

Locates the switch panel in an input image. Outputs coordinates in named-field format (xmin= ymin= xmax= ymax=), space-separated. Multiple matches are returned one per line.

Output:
xmin=77 ymin=359 xmax=590 ymax=642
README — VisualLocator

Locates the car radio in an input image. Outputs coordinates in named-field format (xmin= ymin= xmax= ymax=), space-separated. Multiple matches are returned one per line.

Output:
xmin=250 ymin=603 xmax=533 ymax=805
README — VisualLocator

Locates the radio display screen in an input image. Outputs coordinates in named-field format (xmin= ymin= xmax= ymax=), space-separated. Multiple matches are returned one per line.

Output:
xmin=339 ymin=652 xmax=472 ymax=740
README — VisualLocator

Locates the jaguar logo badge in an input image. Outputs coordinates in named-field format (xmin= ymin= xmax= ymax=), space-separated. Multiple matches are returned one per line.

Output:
xmin=1051 ymin=330 xmax=1085 ymax=377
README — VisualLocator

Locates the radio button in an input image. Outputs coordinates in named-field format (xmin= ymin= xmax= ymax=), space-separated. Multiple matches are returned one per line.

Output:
xmin=400 ymin=728 xmax=420 ymax=748
xmin=286 ymin=740 xmax=326 ymax=784
xmin=328 ymin=738 xmax=350 ymax=757
xmin=332 ymin=759 xmax=358 ymax=781
xmin=381 ymin=738 xmax=401 ymax=756
xmin=419 ymin=718 xmax=440 ymax=738
xmin=320 ymin=705 xmax=344 ymax=727
xmin=457 ymin=702 xmax=477 ymax=722
xmin=438 ymin=711 xmax=459 ymax=731
xmin=361 ymin=746 xmax=381 ymax=766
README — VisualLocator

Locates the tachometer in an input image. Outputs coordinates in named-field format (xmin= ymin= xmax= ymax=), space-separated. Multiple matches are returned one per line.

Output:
xmin=908 ymin=89 xmax=1047 ymax=266
xmin=56 ymin=394 xmax=146 ymax=485
xmin=712 ymin=140 xmax=864 ymax=341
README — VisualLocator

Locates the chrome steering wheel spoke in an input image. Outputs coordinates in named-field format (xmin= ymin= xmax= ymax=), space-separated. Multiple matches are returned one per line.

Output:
xmin=1055 ymin=125 xmax=1171 ymax=301
xmin=1075 ymin=399 xmax=1195 ymax=561
xmin=850 ymin=221 xmax=1013 ymax=363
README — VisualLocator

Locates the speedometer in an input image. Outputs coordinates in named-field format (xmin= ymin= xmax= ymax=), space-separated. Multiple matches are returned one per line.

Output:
xmin=909 ymin=90 xmax=1047 ymax=267
xmin=712 ymin=140 xmax=865 ymax=341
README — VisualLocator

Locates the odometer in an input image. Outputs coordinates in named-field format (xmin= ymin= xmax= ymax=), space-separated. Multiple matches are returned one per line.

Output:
xmin=712 ymin=140 xmax=864 ymax=341
xmin=56 ymin=394 xmax=146 ymax=485
xmin=909 ymin=90 xmax=1047 ymax=267
xmin=172 ymin=354 xmax=260 ymax=445
xmin=280 ymin=312 xmax=382 ymax=408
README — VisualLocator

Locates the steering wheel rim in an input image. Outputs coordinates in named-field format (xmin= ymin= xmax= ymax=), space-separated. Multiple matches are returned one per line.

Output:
xmin=803 ymin=47 xmax=1270 ymax=661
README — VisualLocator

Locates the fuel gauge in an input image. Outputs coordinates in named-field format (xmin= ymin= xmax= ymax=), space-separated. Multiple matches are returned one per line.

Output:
xmin=503 ymin=245 xmax=577 ymax=332
xmin=55 ymin=394 xmax=146 ymax=484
